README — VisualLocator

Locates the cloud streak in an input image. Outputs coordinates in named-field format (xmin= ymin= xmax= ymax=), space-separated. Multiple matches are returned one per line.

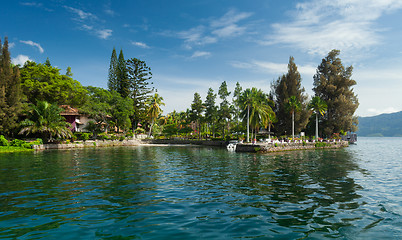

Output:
xmin=20 ymin=40 xmax=44 ymax=53
xmin=64 ymin=5 xmax=112 ymax=39
xmin=176 ymin=9 xmax=253 ymax=50
xmin=266 ymin=0 xmax=402 ymax=56
xmin=131 ymin=41 xmax=150 ymax=49
xmin=231 ymin=60 xmax=316 ymax=76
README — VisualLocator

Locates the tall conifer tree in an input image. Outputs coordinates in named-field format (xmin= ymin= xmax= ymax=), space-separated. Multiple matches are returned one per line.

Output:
xmin=116 ymin=50 xmax=129 ymax=98
xmin=126 ymin=57 xmax=153 ymax=127
xmin=313 ymin=49 xmax=359 ymax=135
xmin=0 ymin=37 xmax=22 ymax=136
xmin=272 ymin=56 xmax=310 ymax=136
xmin=107 ymin=48 xmax=118 ymax=92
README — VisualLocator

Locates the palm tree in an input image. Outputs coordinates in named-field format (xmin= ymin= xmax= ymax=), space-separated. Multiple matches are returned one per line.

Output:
xmin=286 ymin=96 xmax=301 ymax=139
xmin=19 ymin=101 xmax=72 ymax=143
xmin=146 ymin=93 xmax=165 ymax=137
xmin=240 ymin=88 xmax=275 ymax=142
xmin=239 ymin=89 xmax=253 ymax=142
xmin=309 ymin=96 xmax=327 ymax=139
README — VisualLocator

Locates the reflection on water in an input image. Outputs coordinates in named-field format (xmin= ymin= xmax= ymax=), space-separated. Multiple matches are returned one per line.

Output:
xmin=0 ymin=140 xmax=401 ymax=239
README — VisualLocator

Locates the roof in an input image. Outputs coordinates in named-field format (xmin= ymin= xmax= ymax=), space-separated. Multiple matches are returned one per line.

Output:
xmin=60 ymin=105 xmax=80 ymax=116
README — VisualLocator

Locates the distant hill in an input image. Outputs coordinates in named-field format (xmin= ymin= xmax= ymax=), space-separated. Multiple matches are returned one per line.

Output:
xmin=358 ymin=111 xmax=402 ymax=137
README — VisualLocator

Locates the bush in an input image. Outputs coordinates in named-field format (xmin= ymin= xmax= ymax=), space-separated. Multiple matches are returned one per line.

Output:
xmin=0 ymin=135 xmax=9 ymax=146
xmin=10 ymin=139 xmax=25 ymax=147
xmin=82 ymin=133 xmax=90 ymax=141
xmin=119 ymin=136 xmax=125 ymax=141
xmin=98 ymin=133 xmax=109 ymax=140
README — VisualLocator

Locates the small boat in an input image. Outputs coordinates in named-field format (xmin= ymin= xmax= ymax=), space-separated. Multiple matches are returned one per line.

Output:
xmin=227 ymin=140 xmax=238 ymax=151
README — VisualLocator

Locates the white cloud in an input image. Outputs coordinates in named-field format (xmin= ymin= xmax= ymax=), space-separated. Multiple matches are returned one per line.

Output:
xmin=191 ymin=51 xmax=211 ymax=58
xmin=20 ymin=40 xmax=44 ymax=53
xmin=131 ymin=41 xmax=150 ymax=49
xmin=266 ymin=0 xmax=402 ymax=56
xmin=231 ymin=60 xmax=316 ymax=75
xmin=64 ymin=6 xmax=97 ymax=21
xmin=176 ymin=9 xmax=252 ymax=49
xmin=8 ymin=42 xmax=15 ymax=49
xmin=64 ymin=5 xmax=112 ymax=40
xmin=12 ymin=55 xmax=32 ymax=66
xmin=97 ymin=29 xmax=112 ymax=39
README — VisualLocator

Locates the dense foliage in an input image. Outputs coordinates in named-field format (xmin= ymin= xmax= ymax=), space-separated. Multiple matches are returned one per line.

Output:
xmin=313 ymin=50 xmax=359 ymax=135
xmin=20 ymin=61 xmax=88 ymax=107
xmin=271 ymin=57 xmax=310 ymax=136
xmin=0 ymin=37 xmax=22 ymax=137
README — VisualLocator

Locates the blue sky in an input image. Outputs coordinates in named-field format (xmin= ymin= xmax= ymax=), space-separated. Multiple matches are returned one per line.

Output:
xmin=2 ymin=0 xmax=402 ymax=117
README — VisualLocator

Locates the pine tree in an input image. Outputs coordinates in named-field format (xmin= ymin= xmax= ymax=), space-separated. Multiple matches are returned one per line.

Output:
xmin=66 ymin=66 xmax=73 ymax=77
xmin=107 ymin=48 xmax=118 ymax=91
xmin=0 ymin=37 xmax=22 ymax=137
xmin=204 ymin=87 xmax=217 ymax=137
xmin=116 ymin=50 xmax=129 ymax=98
xmin=233 ymin=82 xmax=242 ymax=125
xmin=190 ymin=92 xmax=204 ymax=139
xmin=126 ymin=57 xmax=153 ymax=128
xmin=313 ymin=49 xmax=359 ymax=135
xmin=218 ymin=81 xmax=231 ymax=138
xmin=271 ymin=56 xmax=310 ymax=136
xmin=44 ymin=57 xmax=51 ymax=66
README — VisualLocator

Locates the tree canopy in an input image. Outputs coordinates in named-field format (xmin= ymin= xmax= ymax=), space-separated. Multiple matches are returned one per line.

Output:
xmin=20 ymin=61 xmax=87 ymax=107
xmin=313 ymin=49 xmax=359 ymax=135
xmin=0 ymin=37 xmax=22 ymax=137
xmin=272 ymin=56 xmax=310 ymax=136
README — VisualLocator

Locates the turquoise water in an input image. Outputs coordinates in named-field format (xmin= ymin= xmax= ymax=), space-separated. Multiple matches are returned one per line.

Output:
xmin=0 ymin=138 xmax=401 ymax=239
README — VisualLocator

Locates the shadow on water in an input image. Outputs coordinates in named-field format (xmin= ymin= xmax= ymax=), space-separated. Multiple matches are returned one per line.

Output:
xmin=0 ymin=145 xmax=392 ymax=239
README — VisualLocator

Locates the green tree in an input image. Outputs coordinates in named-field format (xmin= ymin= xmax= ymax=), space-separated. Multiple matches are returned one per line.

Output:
xmin=309 ymin=96 xmax=327 ymax=139
xmin=218 ymin=81 xmax=231 ymax=138
xmin=82 ymin=86 xmax=133 ymax=133
xmin=107 ymin=47 xmax=118 ymax=92
xmin=313 ymin=49 xmax=359 ymax=135
xmin=44 ymin=57 xmax=51 ymax=67
xmin=240 ymin=88 xmax=275 ymax=142
xmin=190 ymin=92 xmax=204 ymax=139
xmin=204 ymin=87 xmax=218 ymax=137
xmin=116 ymin=50 xmax=130 ymax=98
xmin=0 ymin=37 xmax=23 ymax=137
xmin=272 ymin=56 xmax=310 ymax=136
xmin=19 ymin=101 xmax=72 ymax=143
xmin=126 ymin=58 xmax=153 ymax=128
xmin=20 ymin=61 xmax=87 ymax=107
xmin=286 ymin=96 xmax=301 ymax=139
xmin=146 ymin=93 xmax=165 ymax=137
xmin=233 ymin=82 xmax=242 ymax=125
xmin=66 ymin=67 xmax=73 ymax=77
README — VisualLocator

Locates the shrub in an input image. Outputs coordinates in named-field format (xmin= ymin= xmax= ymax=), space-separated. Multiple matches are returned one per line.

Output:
xmin=10 ymin=139 xmax=25 ymax=147
xmin=0 ymin=135 xmax=9 ymax=146
xmin=119 ymin=136 xmax=125 ymax=141
xmin=98 ymin=133 xmax=109 ymax=140
xmin=82 ymin=133 xmax=90 ymax=141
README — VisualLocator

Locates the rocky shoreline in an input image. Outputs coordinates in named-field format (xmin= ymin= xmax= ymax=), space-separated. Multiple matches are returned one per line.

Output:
xmin=32 ymin=138 xmax=348 ymax=153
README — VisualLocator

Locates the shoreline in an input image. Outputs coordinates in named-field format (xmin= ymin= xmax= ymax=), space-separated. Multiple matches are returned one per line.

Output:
xmin=31 ymin=139 xmax=348 ymax=153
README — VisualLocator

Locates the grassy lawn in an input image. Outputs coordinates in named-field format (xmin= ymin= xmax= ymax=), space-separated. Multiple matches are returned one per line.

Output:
xmin=0 ymin=146 xmax=34 ymax=153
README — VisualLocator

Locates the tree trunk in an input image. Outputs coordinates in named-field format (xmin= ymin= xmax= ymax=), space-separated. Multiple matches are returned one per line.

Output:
xmin=247 ymin=105 xmax=250 ymax=142
xmin=315 ymin=113 xmax=319 ymax=139
xmin=148 ymin=119 xmax=154 ymax=137
xmin=292 ymin=111 xmax=295 ymax=139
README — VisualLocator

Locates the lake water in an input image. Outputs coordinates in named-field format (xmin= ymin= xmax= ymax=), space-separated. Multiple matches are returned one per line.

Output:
xmin=0 ymin=137 xmax=401 ymax=239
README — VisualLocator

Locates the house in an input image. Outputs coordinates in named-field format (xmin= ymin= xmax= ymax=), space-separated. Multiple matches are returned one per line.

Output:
xmin=60 ymin=105 xmax=91 ymax=132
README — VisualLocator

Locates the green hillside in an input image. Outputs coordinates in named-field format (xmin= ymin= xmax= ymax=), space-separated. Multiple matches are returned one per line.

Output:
xmin=358 ymin=111 xmax=402 ymax=137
